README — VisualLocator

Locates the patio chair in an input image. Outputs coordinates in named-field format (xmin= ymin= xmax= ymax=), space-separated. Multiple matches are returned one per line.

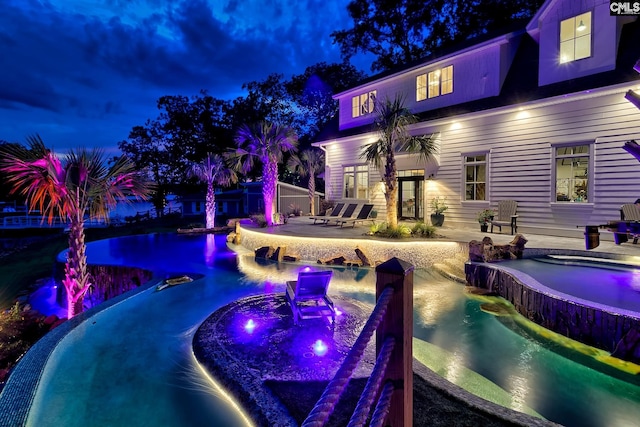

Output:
xmin=490 ymin=200 xmax=518 ymax=235
xmin=309 ymin=203 xmax=344 ymax=225
xmin=620 ymin=203 xmax=640 ymax=244
xmin=336 ymin=204 xmax=375 ymax=228
xmin=322 ymin=203 xmax=358 ymax=225
xmin=285 ymin=270 xmax=335 ymax=326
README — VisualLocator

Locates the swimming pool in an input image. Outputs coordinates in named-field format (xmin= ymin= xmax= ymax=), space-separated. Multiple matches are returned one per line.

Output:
xmin=7 ymin=233 xmax=640 ymax=427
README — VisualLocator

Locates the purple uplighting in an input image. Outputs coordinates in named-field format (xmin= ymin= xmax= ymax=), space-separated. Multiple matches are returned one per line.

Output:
xmin=313 ymin=339 xmax=328 ymax=356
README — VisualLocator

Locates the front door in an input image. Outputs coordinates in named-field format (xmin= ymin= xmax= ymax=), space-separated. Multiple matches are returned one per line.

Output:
xmin=398 ymin=177 xmax=423 ymax=220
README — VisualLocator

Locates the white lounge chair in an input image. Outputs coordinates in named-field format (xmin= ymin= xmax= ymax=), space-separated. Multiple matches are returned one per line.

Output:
xmin=285 ymin=270 xmax=335 ymax=326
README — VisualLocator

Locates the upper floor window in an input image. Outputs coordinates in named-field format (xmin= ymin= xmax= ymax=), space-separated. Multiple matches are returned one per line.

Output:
xmin=555 ymin=145 xmax=590 ymax=202
xmin=344 ymin=165 xmax=369 ymax=199
xmin=464 ymin=154 xmax=486 ymax=201
xmin=560 ymin=12 xmax=591 ymax=63
xmin=418 ymin=65 xmax=453 ymax=100
xmin=416 ymin=74 xmax=427 ymax=101
xmin=352 ymin=90 xmax=377 ymax=118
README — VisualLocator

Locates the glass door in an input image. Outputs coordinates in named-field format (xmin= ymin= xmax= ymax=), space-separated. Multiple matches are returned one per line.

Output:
xmin=398 ymin=177 xmax=423 ymax=220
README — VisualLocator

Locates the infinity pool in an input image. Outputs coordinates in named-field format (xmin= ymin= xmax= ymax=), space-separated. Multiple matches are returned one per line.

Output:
xmin=15 ymin=234 xmax=640 ymax=426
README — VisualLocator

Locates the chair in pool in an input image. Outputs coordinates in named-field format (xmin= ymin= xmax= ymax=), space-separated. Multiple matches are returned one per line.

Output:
xmin=490 ymin=200 xmax=518 ymax=235
xmin=309 ymin=203 xmax=344 ymax=225
xmin=323 ymin=203 xmax=358 ymax=226
xmin=620 ymin=203 xmax=640 ymax=244
xmin=285 ymin=270 xmax=335 ymax=326
xmin=336 ymin=204 xmax=375 ymax=228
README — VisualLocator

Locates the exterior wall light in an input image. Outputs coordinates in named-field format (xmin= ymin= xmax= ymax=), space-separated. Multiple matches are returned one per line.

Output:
xmin=626 ymin=90 xmax=640 ymax=110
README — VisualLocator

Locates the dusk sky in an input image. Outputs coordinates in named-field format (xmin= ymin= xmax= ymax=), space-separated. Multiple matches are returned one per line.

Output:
xmin=0 ymin=0 xmax=372 ymax=155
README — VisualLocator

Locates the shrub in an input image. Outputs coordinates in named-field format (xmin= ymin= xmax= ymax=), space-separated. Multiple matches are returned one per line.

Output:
xmin=371 ymin=223 xmax=412 ymax=238
xmin=288 ymin=204 xmax=302 ymax=216
xmin=411 ymin=222 xmax=436 ymax=237
xmin=250 ymin=214 xmax=267 ymax=228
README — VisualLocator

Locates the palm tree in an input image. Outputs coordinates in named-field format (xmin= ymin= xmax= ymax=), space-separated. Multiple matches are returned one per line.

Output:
xmin=229 ymin=121 xmax=298 ymax=226
xmin=0 ymin=135 xmax=154 ymax=318
xmin=287 ymin=148 xmax=325 ymax=216
xmin=188 ymin=153 xmax=237 ymax=229
xmin=361 ymin=94 xmax=437 ymax=228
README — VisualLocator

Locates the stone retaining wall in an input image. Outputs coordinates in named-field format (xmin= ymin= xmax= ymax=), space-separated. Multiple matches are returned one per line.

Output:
xmin=465 ymin=262 xmax=640 ymax=365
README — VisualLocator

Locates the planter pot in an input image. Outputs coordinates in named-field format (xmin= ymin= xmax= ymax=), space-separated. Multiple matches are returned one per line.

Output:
xmin=480 ymin=224 xmax=488 ymax=232
xmin=430 ymin=213 xmax=445 ymax=227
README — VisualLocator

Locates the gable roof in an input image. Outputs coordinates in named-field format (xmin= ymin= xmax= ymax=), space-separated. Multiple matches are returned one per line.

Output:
xmin=315 ymin=16 xmax=640 ymax=143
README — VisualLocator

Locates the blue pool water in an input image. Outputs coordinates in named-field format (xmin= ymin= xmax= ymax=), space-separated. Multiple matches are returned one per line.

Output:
xmin=498 ymin=255 xmax=640 ymax=313
xmin=21 ymin=234 xmax=640 ymax=427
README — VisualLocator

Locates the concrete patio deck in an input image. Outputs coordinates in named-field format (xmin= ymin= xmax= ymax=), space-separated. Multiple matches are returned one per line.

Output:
xmin=243 ymin=216 xmax=640 ymax=260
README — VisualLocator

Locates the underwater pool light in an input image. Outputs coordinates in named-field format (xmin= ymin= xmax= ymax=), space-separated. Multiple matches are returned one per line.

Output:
xmin=313 ymin=340 xmax=328 ymax=356
xmin=244 ymin=319 xmax=256 ymax=334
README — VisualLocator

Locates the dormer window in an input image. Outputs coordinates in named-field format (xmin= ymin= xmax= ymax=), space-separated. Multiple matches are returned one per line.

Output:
xmin=560 ymin=12 xmax=591 ymax=63
xmin=416 ymin=65 xmax=453 ymax=101
xmin=352 ymin=90 xmax=377 ymax=118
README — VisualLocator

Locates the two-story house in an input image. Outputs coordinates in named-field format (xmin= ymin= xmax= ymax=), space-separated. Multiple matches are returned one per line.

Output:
xmin=314 ymin=0 xmax=640 ymax=238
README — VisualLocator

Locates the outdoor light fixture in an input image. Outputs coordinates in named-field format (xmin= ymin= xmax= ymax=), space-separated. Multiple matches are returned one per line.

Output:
xmin=427 ymin=174 xmax=435 ymax=180
xmin=577 ymin=20 xmax=586 ymax=31
xmin=634 ymin=58 xmax=640 ymax=74
xmin=625 ymin=90 xmax=640 ymax=110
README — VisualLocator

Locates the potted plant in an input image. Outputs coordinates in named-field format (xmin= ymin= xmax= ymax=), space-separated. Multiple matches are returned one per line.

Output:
xmin=477 ymin=208 xmax=495 ymax=232
xmin=430 ymin=197 xmax=448 ymax=227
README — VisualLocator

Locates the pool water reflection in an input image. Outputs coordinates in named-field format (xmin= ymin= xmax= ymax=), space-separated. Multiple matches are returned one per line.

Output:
xmin=24 ymin=234 xmax=640 ymax=427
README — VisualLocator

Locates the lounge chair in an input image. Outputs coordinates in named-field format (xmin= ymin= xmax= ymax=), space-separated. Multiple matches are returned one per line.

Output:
xmin=285 ymin=270 xmax=335 ymax=326
xmin=309 ymin=203 xmax=344 ymax=225
xmin=336 ymin=204 xmax=375 ymax=228
xmin=322 ymin=203 xmax=358 ymax=225
xmin=490 ymin=200 xmax=518 ymax=235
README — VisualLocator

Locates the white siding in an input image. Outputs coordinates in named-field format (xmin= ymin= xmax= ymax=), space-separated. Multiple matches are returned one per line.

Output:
xmin=323 ymin=84 xmax=640 ymax=237
xmin=537 ymin=2 xmax=619 ymax=86
xmin=335 ymin=35 xmax=516 ymax=131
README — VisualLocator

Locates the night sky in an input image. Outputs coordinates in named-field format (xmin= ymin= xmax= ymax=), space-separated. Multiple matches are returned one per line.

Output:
xmin=0 ymin=0 xmax=372 ymax=154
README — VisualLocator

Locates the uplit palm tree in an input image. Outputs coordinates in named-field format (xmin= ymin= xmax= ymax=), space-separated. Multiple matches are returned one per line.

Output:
xmin=229 ymin=121 xmax=298 ymax=226
xmin=361 ymin=94 xmax=437 ymax=228
xmin=287 ymin=148 xmax=324 ymax=216
xmin=188 ymin=153 xmax=237 ymax=229
xmin=0 ymin=135 xmax=154 ymax=318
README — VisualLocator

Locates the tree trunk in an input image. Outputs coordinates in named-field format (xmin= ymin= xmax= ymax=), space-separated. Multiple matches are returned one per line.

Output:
xmin=308 ymin=170 xmax=315 ymax=216
xmin=263 ymin=160 xmax=278 ymax=226
xmin=385 ymin=151 xmax=398 ymax=228
xmin=205 ymin=183 xmax=216 ymax=229
xmin=62 ymin=216 xmax=92 ymax=318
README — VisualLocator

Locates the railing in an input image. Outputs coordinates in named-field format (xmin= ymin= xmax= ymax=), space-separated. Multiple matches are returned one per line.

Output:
xmin=0 ymin=216 xmax=107 ymax=229
xmin=302 ymin=257 xmax=414 ymax=427
xmin=0 ymin=206 xmax=183 ymax=229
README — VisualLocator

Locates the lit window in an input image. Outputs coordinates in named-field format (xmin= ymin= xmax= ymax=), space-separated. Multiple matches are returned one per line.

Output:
xmin=420 ymin=65 xmax=454 ymax=100
xmin=351 ymin=91 xmax=377 ymax=117
xmin=464 ymin=154 xmax=487 ymax=201
xmin=343 ymin=165 xmax=369 ymax=198
xmin=560 ymin=12 xmax=591 ymax=63
xmin=416 ymin=74 xmax=427 ymax=101
xmin=441 ymin=65 xmax=453 ymax=95
xmin=555 ymin=145 xmax=590 ymax=202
